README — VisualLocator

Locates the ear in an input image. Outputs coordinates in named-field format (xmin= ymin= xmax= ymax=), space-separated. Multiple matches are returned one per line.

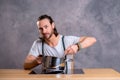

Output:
xmin=36 ymin=21 xmax=40 ymax=28
xmin=52 ymin=22 xmax=55 ymax=29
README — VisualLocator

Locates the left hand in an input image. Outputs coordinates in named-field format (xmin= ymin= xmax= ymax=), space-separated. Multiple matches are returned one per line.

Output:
xmin=64 ymin=44 xmax=78 ymax=55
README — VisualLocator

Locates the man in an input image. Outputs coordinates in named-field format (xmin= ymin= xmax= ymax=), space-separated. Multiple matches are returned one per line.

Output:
xmin=24 ymin=14 xmax=96 ymax=70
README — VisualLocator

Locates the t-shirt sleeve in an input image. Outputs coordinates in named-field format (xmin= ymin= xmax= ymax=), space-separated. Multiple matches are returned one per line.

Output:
xmin=64 ymin=36 xmax=80 ymax=48
xmin=29 ymin=40 xmax=42 ymax=57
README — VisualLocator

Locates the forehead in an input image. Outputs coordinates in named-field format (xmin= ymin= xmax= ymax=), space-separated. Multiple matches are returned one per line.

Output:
xmin=37 ymin=19 xmax=50 ymax=27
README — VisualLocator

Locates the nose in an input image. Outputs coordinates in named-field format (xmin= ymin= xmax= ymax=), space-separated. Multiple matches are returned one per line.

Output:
xmin=42 ymin=28 xmax=47 ymax=34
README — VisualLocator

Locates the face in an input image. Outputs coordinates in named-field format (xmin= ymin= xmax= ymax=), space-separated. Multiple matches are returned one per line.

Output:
xmin=37 ymin=19 xmax=55 ymax=40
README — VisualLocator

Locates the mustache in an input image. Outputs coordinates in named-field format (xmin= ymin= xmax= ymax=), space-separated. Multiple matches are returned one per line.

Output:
xmin=42 ymin=33 xmax=49 ymax=35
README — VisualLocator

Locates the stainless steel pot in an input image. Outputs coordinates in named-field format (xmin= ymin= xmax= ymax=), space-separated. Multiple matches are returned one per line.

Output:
xmin=41 ymin=56 xmax=65 ymax=74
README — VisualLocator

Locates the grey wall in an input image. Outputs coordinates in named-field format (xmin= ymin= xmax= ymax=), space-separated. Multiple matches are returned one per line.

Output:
xmin=0 ymin=0 xmax=120 ymax=72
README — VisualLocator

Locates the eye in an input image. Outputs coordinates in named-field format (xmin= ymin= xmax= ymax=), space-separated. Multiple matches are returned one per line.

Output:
xmin=44 ymin=25 xmax=48 ymax=29
xmin=39 ymin=28 xmax=43 ymax=31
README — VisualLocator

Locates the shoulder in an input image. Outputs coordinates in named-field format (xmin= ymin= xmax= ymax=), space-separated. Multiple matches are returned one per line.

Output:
xmin=33 ymin=38 xmax=42 ymax=45
xmin=63 ymin=35 xmax=80 ymax=45
xmin=64 ymin=35 xmax=80 ymax=40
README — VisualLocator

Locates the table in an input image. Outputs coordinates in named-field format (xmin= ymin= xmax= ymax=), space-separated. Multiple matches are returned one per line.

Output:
xmin=0 ymin=68 xmax=120 ymax=80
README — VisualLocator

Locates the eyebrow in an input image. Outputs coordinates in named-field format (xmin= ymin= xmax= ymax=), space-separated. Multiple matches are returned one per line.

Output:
xmin=39 ymin=25 xmax=48 ymax=29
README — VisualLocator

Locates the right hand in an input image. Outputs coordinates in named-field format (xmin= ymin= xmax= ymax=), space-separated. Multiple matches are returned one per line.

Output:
xmin=36 ymin=55 xmax=42 ymax=64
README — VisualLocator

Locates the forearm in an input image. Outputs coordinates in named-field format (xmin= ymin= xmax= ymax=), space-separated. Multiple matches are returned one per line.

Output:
xmin=65 ymin=36 xmax=96 ymax=54
xmin=78 ymin=36 xmax=96 ymax=49
xmin=24 ymin=60 xmax=40 ymax=70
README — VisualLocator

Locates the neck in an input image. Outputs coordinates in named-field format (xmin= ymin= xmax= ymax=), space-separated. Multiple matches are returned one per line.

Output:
xmin=45 ymin=34 xmax=60 ymax=47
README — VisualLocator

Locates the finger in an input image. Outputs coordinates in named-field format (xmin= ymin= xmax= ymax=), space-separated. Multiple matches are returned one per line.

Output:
xmin=65 ymin=49 xmax=73 ymax=55
xmin=65 ymin=47 xmax=71 ymax=54
xmin=68 ymin=46 xmax=74 ymax=53
xmin=70 ymin=46 xmax=74 ymax=52
xmin=36 ymin=56 xmax=42 ymax=64
xmin=65 ymin=49 xmax=69 ymax=54
xmin=70 ymin=45 xmax=77 ymax=53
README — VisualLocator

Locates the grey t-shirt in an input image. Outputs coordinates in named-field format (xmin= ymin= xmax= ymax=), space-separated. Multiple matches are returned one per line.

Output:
xmin=29 ymin=35 xmax=80 ymax=58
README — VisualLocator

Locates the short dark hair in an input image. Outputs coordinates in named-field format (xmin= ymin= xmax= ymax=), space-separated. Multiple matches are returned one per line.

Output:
xmin=37 ymin=14 xmax=58 ymax=36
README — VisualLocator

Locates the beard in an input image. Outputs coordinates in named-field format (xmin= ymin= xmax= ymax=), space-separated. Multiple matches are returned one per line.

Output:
xmin=42 ymin=30 xmax=54 ymax=40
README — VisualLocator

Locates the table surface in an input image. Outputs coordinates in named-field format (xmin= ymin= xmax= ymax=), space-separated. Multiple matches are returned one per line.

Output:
xmin=0 ymin=68 xmax=120 ymax=80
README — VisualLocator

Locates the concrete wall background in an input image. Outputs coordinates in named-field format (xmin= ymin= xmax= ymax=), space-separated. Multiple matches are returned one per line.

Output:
xmin=0 ymin=0 xmax=120 ymax=72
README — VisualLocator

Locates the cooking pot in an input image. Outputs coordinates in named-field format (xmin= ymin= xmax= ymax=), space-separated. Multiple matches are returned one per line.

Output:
xmin=41 ymin=56 xmax=65 ymax=74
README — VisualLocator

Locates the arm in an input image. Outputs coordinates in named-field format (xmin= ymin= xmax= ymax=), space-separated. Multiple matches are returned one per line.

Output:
xmin=65 ymin=36 xmax=96 ymax=54
xmin=24 ymin=54 xmax=42 ymax=70
xmin=79 ymin=36 xmax=97 ymax=49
